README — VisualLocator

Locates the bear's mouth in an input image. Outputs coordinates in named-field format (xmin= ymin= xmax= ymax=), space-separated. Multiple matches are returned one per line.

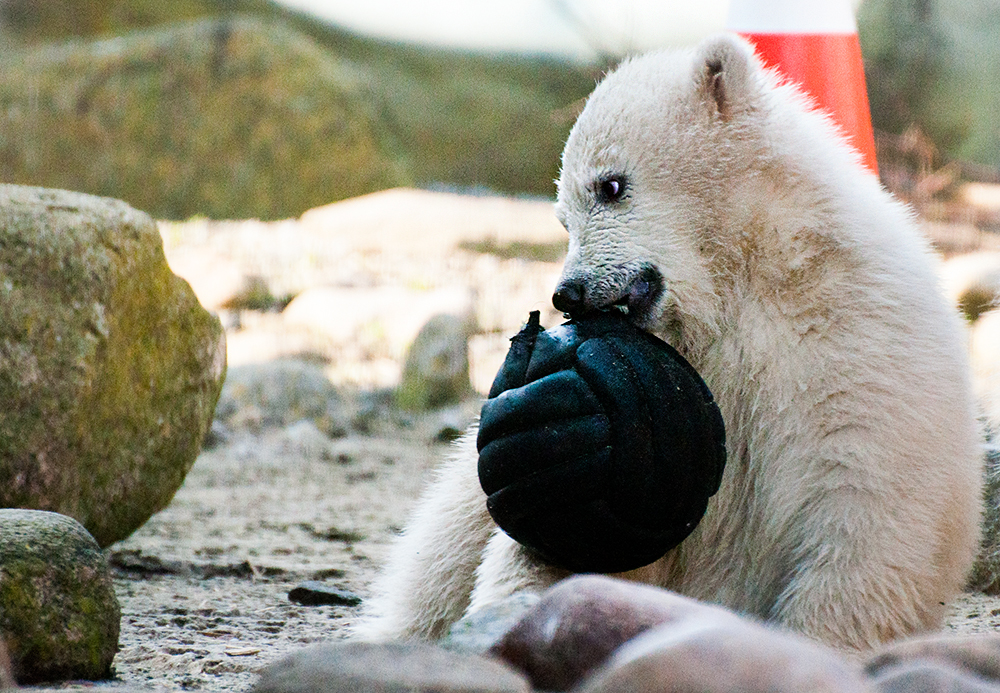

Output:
xmin=612 ymin=264 xmax=664 ymax=324
xmin=553 ymin=262 xmax=665 ymax=329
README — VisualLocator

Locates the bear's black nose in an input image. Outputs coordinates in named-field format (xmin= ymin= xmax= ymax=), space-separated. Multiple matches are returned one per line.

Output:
xmin=552 ymin=280 xmax=585 ymax=314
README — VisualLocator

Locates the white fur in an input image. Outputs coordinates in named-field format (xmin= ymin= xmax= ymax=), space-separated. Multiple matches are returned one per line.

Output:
xmin=971 ymin=309 xmax=1000 ymax=432
xmin=353 ymin=34 xmax=983 ymax=652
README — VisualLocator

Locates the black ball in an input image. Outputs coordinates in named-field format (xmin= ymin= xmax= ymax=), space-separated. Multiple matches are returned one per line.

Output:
xmin=477 ymin=310 xmax=726 ymax=574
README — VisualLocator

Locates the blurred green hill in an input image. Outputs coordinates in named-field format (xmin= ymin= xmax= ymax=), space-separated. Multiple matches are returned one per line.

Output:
xmin=859 ymin=0 xmax=1000 ymax=172
xmin=3 ymin=0 xmax=995 ymax=221
xmin=0 ymin=0 xmax=595 ymax=219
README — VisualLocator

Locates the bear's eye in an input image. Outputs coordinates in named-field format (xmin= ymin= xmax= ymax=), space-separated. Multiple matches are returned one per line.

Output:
xmin=596 ymin=175 xmax=627 ymax=204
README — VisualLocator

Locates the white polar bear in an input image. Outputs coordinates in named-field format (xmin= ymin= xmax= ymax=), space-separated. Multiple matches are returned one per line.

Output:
xmin=353 ymin=33 xmax=983 ymax=652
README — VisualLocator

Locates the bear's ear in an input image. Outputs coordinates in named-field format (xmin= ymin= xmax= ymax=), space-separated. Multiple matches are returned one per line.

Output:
xmin=694 ymin=33 xmax=758 ymax=121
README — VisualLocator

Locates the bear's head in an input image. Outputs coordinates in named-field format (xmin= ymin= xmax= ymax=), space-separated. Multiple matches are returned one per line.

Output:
xmin=552 ymin=33 xmax=861 ymax=348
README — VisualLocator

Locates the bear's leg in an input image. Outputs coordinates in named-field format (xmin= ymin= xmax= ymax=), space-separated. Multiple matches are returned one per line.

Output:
xmin=351 ymin=432 xmax=496 ymax=640
xmin=468 ymin=529 xmax=570 ymax=613
xmin=769 ymin=493 xmax=944 ymax=652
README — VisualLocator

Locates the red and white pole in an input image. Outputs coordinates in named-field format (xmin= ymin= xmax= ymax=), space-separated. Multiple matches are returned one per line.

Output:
xmin=726 ymin=0 xmax=879 ymax=174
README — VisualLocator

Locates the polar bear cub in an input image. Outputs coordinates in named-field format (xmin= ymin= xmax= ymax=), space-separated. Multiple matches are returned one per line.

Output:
xmin=353 ymin=33 xmax=983 ymax=652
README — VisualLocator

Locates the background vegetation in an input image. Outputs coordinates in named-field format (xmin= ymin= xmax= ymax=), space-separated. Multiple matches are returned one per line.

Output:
xmin=0 ymin=0 xmax=996 ymax=220
xmin=0 ymin=0 xmax=596 ymax=219
xmin=858 ymin=0 xmax=1000 ymax=172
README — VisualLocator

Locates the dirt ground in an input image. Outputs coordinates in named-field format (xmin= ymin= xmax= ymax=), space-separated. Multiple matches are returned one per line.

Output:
xmin=23 ymin=187 xmax=1000 ymax=692
xmin=104 ymin=413 xmax=471 ymax=692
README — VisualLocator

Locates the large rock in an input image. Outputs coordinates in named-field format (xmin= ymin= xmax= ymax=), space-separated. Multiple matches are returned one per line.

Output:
xmin=0 ymin=185 xmax=226 ymax=546
xmin=0 ymin=509 xmax=120 ymax=684
xmin=0 ymin=18 xmax=405 ymax=221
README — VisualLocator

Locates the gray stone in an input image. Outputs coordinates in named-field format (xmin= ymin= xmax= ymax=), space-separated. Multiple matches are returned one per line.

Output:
xmin=870 ymin=661 xmax=1000 ymax=693
xmin=279 ymin=420 xmax=337 ymax=459
xmin=490 ymin=574 xmax=739 ymax=691
xmin=0 ymin=509 xmax=120 ymax=684
xmin=865 ymin=632 xmax=1000 ymax=683
xmin=395 ymin=313 xmax=474 ymax=411
xmin=216 ymin=360 xmax=347 ymax=437
xmin=441 ymin=592 xmax=541 ymax=655
xmin=0 ymin=185 xmax=226 ymax=547
xmin=251 ymin=641 xmax=530 ymax=693
xmin=577 ymin=616 xmax=869 ymax=693
xmin=287 ymin=582 xmax=362 ymax=607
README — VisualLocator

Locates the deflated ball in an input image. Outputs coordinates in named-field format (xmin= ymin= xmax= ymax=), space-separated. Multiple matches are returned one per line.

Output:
xmin=477 ymin=310 xmax=726 ymax=574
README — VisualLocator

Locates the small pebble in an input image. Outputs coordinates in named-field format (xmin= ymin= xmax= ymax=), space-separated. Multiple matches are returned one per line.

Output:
xmin=441 ymin=592 xmax=541 ymax=655
xmin=288 ymin=582 xmax=362 ymax=607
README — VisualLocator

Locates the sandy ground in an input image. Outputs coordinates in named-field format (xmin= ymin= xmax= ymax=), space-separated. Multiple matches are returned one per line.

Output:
xmin=23 ymin=187 xmax=1000 ymax=692
xmin=104 ymin=415 xmax=469 ymax=692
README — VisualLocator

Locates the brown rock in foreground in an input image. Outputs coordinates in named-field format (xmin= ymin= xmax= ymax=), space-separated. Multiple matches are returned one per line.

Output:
xmin=491 ymin=575 xmax=742 ymax=691
xmin=0 ymin=185 xmax=226 ymax=546
xmin=869 ymin=661 xmax=1000 ymax=693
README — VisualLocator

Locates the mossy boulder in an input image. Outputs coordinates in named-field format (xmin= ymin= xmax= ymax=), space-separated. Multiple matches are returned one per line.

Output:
xmin=0 ymin=509 xmax=120 ymax=684
xmin=395 ymin=313 xmax=474 ymax=412
xmin=0 ymin=185 xmax=226 ymax=546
